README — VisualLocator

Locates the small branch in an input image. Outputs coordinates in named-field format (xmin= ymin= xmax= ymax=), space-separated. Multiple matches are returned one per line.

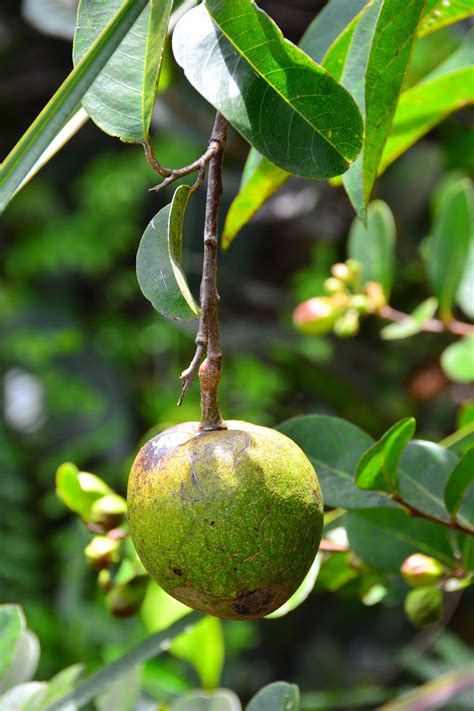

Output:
xmin=378 ymin=304 xmax=474 ymax=337
xmin=178 ymin=324 xmax=207 ymax=406
xmin=198 ymin=113 xmax=228 ymax=431
xmin=143 ymin=135 xmax=223 ymax=193
xmin=393 ymin=494 xmax=474 ymax=537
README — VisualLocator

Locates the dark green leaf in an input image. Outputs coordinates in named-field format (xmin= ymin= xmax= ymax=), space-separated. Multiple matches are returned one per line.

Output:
xmin=136 ymin=184 xmax=200 ymax=321
xmin=419 ymin=0 xmax=474 ymax=36
xmin=278 ymin=416 xmax=388 ymax=509
xmin=73 ymin=0 xmax=173 ymax=142
xmin=380 ymin=34 xmax=474 ymax=175
xmin=397 ymin=440 xmax=460 ymax=525
xmin=0 ymin=0 xmax=150 ymax=212
xmin=428 ymin=178 xmax=473 ymax=320
xmin=441 ymin=336 xmax=474 ymax=384
xmin=356 ymin=418 xmax=416 ymax=494
xmin=345 ymin=508 xmax=460 ymax=572
xmin=444 ymin=449 xmax=474 ymax=528
xmin=173 ymin=0 xmax=363 ymax=179
xmin=380 ymin=298 xmax=439 ymax=340
xmin=299 ymin=0 xmax=368 ymax=64
xmin=348 ymin=200 xmax=396 ymax=298
xmin=246 ymin=682 xmax=300 ymax=711
xmin=342 ymin=0 xmax=425 ymax=221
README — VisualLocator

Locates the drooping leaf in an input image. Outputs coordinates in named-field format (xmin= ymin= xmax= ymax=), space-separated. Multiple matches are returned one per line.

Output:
xmin=428 ymin=178 xmax=473 ymax=320
xmin=73 ymin=0 xmax=173 ymax=142
xmin=299 ymin=0 xmax=369 ymax=64
xmin=173 ymin=0 xmax=363 ymax=179
xmin=136 ymin=184 xmax=200 ymax=321
xmin=278 ymin=416 xmax=389 ymax=509
xmin=441 ymin=336 xmax=474 ymax=384
xmin=356 ymin=418 xmax=416 ymax=494
xmin=0 ymin=0 xmax=150 ymax=212
xmin=419 ymin=0 xmax=474 ymax=36
xmin=246 ymin=682 xmax=300 ymax=711
xmin=348 ymin=200 xmax=396 ymax=299
xmin=444 ymin=449 xmax=474 ymax=528
xmin=397 ymin=440 xmax=460 ymax=525
xmin=380 ymin=33 xmax=474 ymax=174
xmin=342 ymin=0 xmax=425 ymax=222
xmin=345 ymin=507 xmax=461 ymax=572
xmin=380 ymin=298 xmax=439 ymax=340
xmin=266 ymin=552 xmax=322 ymax=618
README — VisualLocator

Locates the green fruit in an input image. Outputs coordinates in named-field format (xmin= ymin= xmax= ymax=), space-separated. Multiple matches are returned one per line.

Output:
xmin=404 ymin=586 xmax=443 ymax=627
xmin=127 ymin=420 xmax=324 ymax=619
xmin=293 ymin=297 xmax=340 ymax=336
xmin=401 ymin=553 xmax=444 ymax=588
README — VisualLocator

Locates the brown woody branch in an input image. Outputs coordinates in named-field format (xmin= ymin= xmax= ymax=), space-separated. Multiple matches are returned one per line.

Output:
xmin=378 ymin=304 xmax=474 ymax=337
xmin=392 ymin=494 xmax=474 ymax=537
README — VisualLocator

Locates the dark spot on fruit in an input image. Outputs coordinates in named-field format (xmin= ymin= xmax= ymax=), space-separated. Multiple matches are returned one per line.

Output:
xmin=232 ymin=589 xmax=273 ymax=616
xmin=210 ymin=521 xmax=215 ymax=526
xmin=172 ymin=567 xmax=183 ymax=576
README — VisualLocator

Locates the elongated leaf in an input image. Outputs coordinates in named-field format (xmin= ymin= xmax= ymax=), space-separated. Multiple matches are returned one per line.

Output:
xmin=348 ymin=200 xmax=396 ymax=299
xmin=342 ymin=0 xmax=425 ymax=222
xmin=246 ymin=682 xmax=299 ymax=711
xmin=397 ymin=440 xmax=460 ymax=525
xmin=356 ymin=418 xmax=416 ymax=494
xmin=173 ymin=0 xmax=363 ymax=179
xmin=278 ymin=416 xmax=389 ymax=509
xmin=0 ymin=0 xmax=150 ymax=212
xmin=136 ymin=184 xmax=200 ymax=321
xmin=444 ymin=449 xmax=474 ymax=527
xmin=345 ymin=507 xmax=461 ymax=572
xmin=441 ymin=336 xmax=474 ymax=384
xmin=380 ymin=298 xmax=438 ymax=340
xmin=419 ymin=0 xmax=474 ymax=36
xmin=73 ymin=0 xmax=173 ymax=142
xmin=380 ymin=34 xmax=474 ymax=174
xmin=44 ymin=612 xmax=203 ymax=711
xmin=428 ymin=179 xmax=473 ymax=320
xmin=299 ymin=0 xmax=368 ymax=64
xmin=320 ymin=13 xmax=362 ymax=82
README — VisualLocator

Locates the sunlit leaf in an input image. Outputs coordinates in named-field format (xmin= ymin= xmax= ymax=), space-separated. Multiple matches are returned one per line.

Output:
xmin=0 ymin=606 xmax=23 ymax=681
xmin=348 ymin=200 xmax=396 ymax=299
xmin=173 ymin=0 xmax=363 ymax=179
xmin=136 ymin=184 xmax=200 ymax=321
xmin=419 ymin=0 xmax=474 ymax=37
xmin=73 ymin=0 xmax=173 ymax=142
xmin=380 ymin=298 xmax=439 ymax=340
xmin=441 ymin=336 xmax=474 ymax=384
xmin=356 ymin=418 xmax=416 ymax=494
xmin=444 ymin=449 xmax=474 ymax=528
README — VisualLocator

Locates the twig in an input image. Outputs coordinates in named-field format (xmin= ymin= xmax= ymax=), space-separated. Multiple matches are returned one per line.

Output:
xmin=198 ymin=113 xmax=228 ymax=431
xmin=178 ymin=323 xmax=207 ymax=406
xmin=143 ymin=135 xmax=223 ymax=193
xmin=378 ymin=304 xmax=474 ymax=337
xmin=393 ymin=494 xmax=474 ymax=537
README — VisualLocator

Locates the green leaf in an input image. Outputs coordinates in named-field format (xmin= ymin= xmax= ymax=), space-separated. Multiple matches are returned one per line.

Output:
xmin=428 ymin=179 xmax=473 ymax=320
xmin=136 ymin=184 xmax=200 ymax=321
xmin=0 ymin=0 xmax=150 ymax=212
xmin=173 ymin=0 xmax=363 ymax=179
xmin=380 ymin=298 xmax=439 ymax=340
xmin=43 ymin=612 xmax=203 ymax=711
xmin=0 ymin=682 xmax=49 ymax=711
xmin=278 ymin=416 xmax=389 ymax=509
xmin=172 ymin=617 xmax=224 ymax=691
xmin=356 ymin=418 xmax=416 ymax=494
xmin=341 ymin=0 xmax=425 ymax=221
xmin=419 ymin=0 xmax=474 ymax=36
xmin=319 ymin=13 xmax=362 ymax=83
xmin=345 ymin=508 xmax=461 ymax=572
xmin=171 ymin=689 xmax=242 ymax=711
xmin=0 ymin=606 xmax=23 ymax=681
xmin=348 ymin=200 xmax=396 ymax=299
xmin=441 ymin=336 xmax=474 ymax=384
xmin=397 ymin=440 xmax=460 ymax=524
xmin=55 ymin=463 xmax=110 ymax=518
xmin=380 ymin=34 xmax=474 ymax=175
xmin=444 ymin=449 xmax=474 ymax=527
xmin=457 ymin=240 xmax=474 ymax=320
xmin=299 ymin=0 xmax=368 ymax=64
xmin=246 ymin=682 xmax=300 ymax=711
xmin=265 ymin=552 xmax=322 ymax=618
xmin=42 ymin=665 xmax=84 ymax=708
xmin=316 ymin=552 xmax=359 ymax=592
xmin=73 ymin=0 xmax=173 ymax=142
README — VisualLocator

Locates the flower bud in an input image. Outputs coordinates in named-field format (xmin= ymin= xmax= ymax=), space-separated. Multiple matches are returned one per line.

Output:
xmin=89 ymin=494 xmax=127 ymax=532
xmin=105 ymin=578 xmax=147 ymax=618
xmin=346 ymin=259 xmax=363 ymax=278
xmin=324 ymin=277 xmax=345 ymax=295
xmin=401 ymin=554 xmax=445 ymax=588
xmin=365 ymin=282 xmax=386 ymax=312
xmin=404 ymin=586 xmax=443 ymax=627
xmin=98 ymin=569 xmax=113 ymax=593
xmin=84 ymin=536 xmax=121 ymax=570
xmin=293 ymin=297 xmax=340 ymax=336
xmin=331 ymin=263 xmax=351 ymax=282
xmin=351 ymin=295 xmax=369 ymax=314
xmin=334 ymin=309 xmax=359 ymax=337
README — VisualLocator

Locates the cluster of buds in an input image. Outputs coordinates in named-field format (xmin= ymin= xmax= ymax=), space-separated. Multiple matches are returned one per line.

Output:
xmin=56 ymin=462 xmax=147 ymax=617
xmin=293 ymin=260 xmax=386 ymax=338
xmin=401 ymin=553 xmax=445 ymax=627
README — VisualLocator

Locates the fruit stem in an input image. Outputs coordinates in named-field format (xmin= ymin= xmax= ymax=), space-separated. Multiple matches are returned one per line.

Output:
xmin=198 ymin=113 xmax=228 ymax=431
